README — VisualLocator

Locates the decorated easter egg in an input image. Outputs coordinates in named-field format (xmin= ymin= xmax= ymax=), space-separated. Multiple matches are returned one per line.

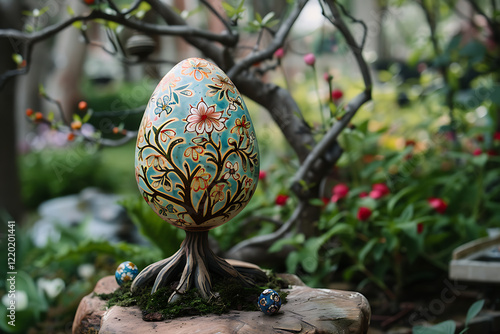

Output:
xmin=258 ymin=289 xmax=282 ymax=315
xmin=135 ymin=58 xmax=259 ymax=231
xmin=115 ymin=261 xmax=139 ymax=286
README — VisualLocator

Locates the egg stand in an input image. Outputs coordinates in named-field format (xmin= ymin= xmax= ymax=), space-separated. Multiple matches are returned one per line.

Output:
xmin=131 ymin=229 xmax=266 ymax=303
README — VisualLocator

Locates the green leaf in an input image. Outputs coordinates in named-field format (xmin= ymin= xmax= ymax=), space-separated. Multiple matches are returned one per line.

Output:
xmin=413 ymin=320 xmax=456 ymax=334
xmin=309 ymin=198 xmax=325 ymax=206
xmin=399 ymin=203 xmax=414 ymax=221
xmin=255 ymin=12 xmax=262 ymax=23
xmin=67 ymin=5 xmax=75 ymax=16
xmin=12 ymin=53 xmax=23 ymax=65
xmin=387 ymin=186 xmax=415 ymax=215
xmin=358 ymin=238 xmax=378 ymax=263
xmin=47 ymin=111 xmax=55 ymax=122
xmin=82 ymin=109 xmax=93 ymax=123
xmin=286 ymin=251 xmax=300 ymax=273
xmin=72 ymin=21 xmax=83 ymax=30
xmin=73 ymin=113 xmax=82 ymax=122
xmin=465 ymin=299 xmax=484 ymax=326
xmin=38 ymin=83 xmax=46 ymax=96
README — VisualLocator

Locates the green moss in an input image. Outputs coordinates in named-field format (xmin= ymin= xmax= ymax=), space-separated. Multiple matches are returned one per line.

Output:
xmin=96 ymin=272 xmax=289 ymax=320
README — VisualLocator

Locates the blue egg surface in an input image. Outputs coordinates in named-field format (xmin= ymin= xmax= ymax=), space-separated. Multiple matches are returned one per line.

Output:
xmin=135 ymin=58 xmax=260 ymax=231
xmin=115 ymin=261 xmax=139 ymax=286
xmin=258 ymin=288 xmax=282 ymax=315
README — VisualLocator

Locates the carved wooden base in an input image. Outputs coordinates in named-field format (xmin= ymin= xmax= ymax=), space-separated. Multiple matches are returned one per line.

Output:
xmin=131 ymin=230 xmax=266 ymax=302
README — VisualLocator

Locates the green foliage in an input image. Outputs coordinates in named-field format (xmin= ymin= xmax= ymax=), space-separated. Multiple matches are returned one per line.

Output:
xmin=19 ymin=145 xmax=123 ymax=209
xmin=120 ymin=195 xmax=184 ymax=257
xmin=412 ymin=299 xmax=484 ymax=334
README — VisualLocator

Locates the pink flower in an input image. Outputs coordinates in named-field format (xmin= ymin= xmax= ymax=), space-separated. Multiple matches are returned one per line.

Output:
xmin=274 ymin=48 xmax=285 ymax=59
xmin=473 ymin=148 xmax=482 ymax=156
xmin=417 ymin=222 xmax=424 ymax=234
xmin=369 ymin=183 xmax=390 ymax=199
xmin=331 ymin=183 xmax=349 ymax=202
xmin=303 ymin=53 xmax=316 ymax=66
xmin=428 ymin=198 xmax=447 ymax=214
xmin=323 ymin=72 xmax=332 ymax=82
xmin=275 ymin=194 xmax=289 ymax=206
xmin=357 ymin=207 xmax=372 ymax=221
xmin=331 ymin=89 xmax=343 ymax=101
xmin=184 ymin=99 xmax=227 ymax=134
xmin=359 ymin=192 xmax=368 ymax=198
xmin=259 ymin=170 xmax=267 ymax=180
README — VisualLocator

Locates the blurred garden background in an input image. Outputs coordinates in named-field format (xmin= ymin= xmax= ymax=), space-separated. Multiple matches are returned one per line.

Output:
xmin=1 ymin=0 xmax=500 ymax=333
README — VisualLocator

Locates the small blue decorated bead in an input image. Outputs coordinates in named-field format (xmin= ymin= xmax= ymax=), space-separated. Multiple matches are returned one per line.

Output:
xmin=115 ymin=261 xmax=139 ymax=286
xmin=258 ymin=289 xmax=282 ymax=315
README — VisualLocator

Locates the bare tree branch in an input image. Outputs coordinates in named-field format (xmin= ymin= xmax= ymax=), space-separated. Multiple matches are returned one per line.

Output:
xmin=227 ymin=0 xmax=308 ymax=78
xmin=0 ymin=6 xmax=238 ymax=89
xmin=200 ymin=0 xmax=234 ymax=34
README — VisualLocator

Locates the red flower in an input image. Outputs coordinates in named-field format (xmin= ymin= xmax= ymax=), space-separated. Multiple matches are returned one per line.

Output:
xmin=275 ymin=194 xmax=289 ymax=206
xmin=331 ymin=89 xmax=343 ymax=101
xmin=303 ymin=53 xmax=316 ymax=66
xmin=428 ymin=198 xmax=447 ymax=214
xmin=331 ymin=183 xmax=349 ymax=202
xmin=417 ymin=222 xmax=424 ymax=234
xmin=322 ymin=197 xmax=329 ymax=206
xmin=473 ymin=148 xmax=482 ymax=156
xmin=357 ymin=207 xmax=372 ymax=221
xmin=494 ymin=132 xmax=500 ymax=141
xmin=405 ymin=140 xmax=416 ymax=147
xmin=359 ymin=192 xmax=368 ymax=198
xmin=259 ymin=170 xmax=267 ymax=180
xmin=369 ymin=183 xmax=390 ymax=199
xmin=476 ymin=135 xmax=484 ymax=142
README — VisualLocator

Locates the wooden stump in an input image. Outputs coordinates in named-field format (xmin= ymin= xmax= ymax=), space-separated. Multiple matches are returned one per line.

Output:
xmin=73 ymin=272 xmax=370 ymax=334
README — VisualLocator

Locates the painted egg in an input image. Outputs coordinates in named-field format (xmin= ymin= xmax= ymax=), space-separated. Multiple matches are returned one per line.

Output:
xmin=115 ymin=261 xmax=139 ymax=286
xmin=135 ymin=58 xmax=260 ymax=231
xmin=258 ymin=289 xmax=282 ymax=315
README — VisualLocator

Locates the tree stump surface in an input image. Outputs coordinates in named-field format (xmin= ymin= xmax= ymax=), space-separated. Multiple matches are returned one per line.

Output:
xmin=73 ymin=274 xmax=370 ymax=334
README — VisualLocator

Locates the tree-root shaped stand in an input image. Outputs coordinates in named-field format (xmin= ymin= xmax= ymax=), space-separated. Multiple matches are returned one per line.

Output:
xmin=131 ymin=231 xmax=266 ymax=303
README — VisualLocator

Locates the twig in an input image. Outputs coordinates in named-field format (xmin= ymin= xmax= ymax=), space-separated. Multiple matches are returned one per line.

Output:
xmin=0 ymin=7 xmax=238 ymax=89
xmin=40 ymin=92 xmax=70 ymax=126
xmin=467 ymin=0 xmax=495 ymax=27
xmin=292 ymin=0 xmax=372 ymax=193
xmin=95 ymin=131 xmax=138 ymax=146
xmin=200 ymin=0 xmax=234 ymax=33
xmin=122 ymin=0 xmax=144 ymax=16
xmin=227 ymin=0 xmax=308 ymax=78
xmin=336 ymin=1 xmax=368 ymax=50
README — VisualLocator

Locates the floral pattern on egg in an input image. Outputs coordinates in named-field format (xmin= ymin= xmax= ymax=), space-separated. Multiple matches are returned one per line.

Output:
xmin=135 ymin=58 xmax=259 ymax=231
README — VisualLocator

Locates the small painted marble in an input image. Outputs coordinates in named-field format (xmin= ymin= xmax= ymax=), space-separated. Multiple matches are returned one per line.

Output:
xmin=115 ymin=261 xmax=139 ymax=286
xmin=258 ymin=289 xmax=282 ymax=315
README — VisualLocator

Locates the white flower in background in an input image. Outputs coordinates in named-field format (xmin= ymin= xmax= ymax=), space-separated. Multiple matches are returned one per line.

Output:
xmin=78 ymin=263 xmax=95 ymax=279
xmin=2 ymin=291 xmax=28 ymax=311
xmin=37 ymin=277 xmax=65 ymax=299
